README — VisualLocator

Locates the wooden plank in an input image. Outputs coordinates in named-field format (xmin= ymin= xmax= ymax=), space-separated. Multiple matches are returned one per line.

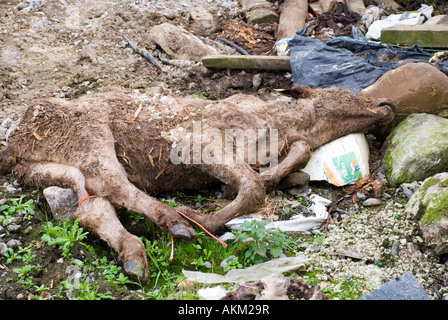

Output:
xmin=381 ymin=25 xmax=448 ymax=48
xmin=202 ymin=55 xmax=291 ymax=70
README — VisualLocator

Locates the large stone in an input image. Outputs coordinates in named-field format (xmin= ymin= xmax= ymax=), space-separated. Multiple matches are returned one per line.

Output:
xmin=359 ymin=63 xmax=448 ymax=126
xmin=361 ymin=272 xmax=430 ymax=300
xmin=277 ymin=171 xmax=310 ymax=190
xmin=43 ymin=186 xmax=78 ymax=221
xmin=405 ymin=172 xmax=448 ymax=255
xmin=240 ymin=0 xmax=278 ymax=24
xmin=384 ymin=113 xmax=448 ymax=187
xmin=148 ymin=23 xmax=218 ymax=62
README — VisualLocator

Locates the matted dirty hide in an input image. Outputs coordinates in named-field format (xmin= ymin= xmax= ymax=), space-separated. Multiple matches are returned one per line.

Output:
xmin=0 ymin=86 xmax=395 ymax=281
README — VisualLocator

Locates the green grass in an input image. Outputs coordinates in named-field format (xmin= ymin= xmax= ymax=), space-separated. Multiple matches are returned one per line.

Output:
xmin=0 ymin=190 xmax=375 ymax=300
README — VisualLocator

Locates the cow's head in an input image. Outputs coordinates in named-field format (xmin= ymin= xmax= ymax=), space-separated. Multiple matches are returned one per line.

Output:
xmin=292 ymin=85 xmax=395 ymax=145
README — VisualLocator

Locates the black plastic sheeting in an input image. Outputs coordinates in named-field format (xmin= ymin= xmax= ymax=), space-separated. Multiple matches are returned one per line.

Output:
xmin=288 ymin=35 xmax=448 ymax=94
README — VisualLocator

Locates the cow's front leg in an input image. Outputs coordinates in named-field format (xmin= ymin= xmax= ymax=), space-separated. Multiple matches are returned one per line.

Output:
xmin=178 ymin=159 xmax=266 ymax=234
xmin=260 ymin=140 xmax=312 ymax=193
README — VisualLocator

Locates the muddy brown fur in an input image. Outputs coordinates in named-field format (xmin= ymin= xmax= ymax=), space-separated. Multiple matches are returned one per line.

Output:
xmin=0 ymin=86 xmax=394 ymax=282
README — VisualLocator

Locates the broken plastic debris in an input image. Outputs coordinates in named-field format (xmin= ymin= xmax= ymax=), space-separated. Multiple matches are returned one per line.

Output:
xmin=225 ymin=194 xmax=331 ymax=233
xmin=198 ymin=286 xmax=228 ymax=300
xmin=182 ymin=256 xmax=309 ymax=284
xmin=275 ymin=38 xmax=291 ymax=56
xmin=365 ymin=5 xmax=433 ymax=41
xmin=301 ymin=133 xmax=370 ymax=187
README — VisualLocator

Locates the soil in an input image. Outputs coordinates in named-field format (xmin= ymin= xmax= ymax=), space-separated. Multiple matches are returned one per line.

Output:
xmin=0 ymin=0 xmax=447 ymax=301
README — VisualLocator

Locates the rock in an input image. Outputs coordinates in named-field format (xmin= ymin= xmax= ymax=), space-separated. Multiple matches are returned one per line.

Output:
xmin=401 ymin=181 xmax=421 ymax=199
xmin=148 ymin=23 xmax=218 ymax=62
xmin=220 ymin=255 xmax=237 ymax=270
xmin=361 ymin=272 xmax=431 ymax=300
xmin=384 ymin=114 xmax=448 ymax=186
xmin=0 ymin=242 xmax=8 ymax=254
xmin=1 ymin=118 xmax=12 ymax=129
xmin=240 ymin=0 xmax=278 ymax=25
xmin=6 ymin=239 xmax=21 ymax=249
xmin=252 ymin=74 xmax=262 ymax=89
xmin=0 ymin=127 xmax=6 ymax=141
xmin=5 ymin=184 xmax=18 ymax=194
xmin=6 ymin=224 xmax=21 ymax=233
xmin=319 ymin=0 xmax=337 ymax=13
xmin=391 ymin=240 xmax=400 ymax=256
xmin=359 ymin=63 xmax=448 ymax=126
xmin=362 ymin=198 xmax=382 ymax=207
xmin=405 ymin=172 xmax=448 ymax=255
xmin=219 ymin=232 xmax=235 ymax=243
xmin=424 ymin=15 xmax=448 ymax=25
xmin=6 ymin=216 xmax=22 ymax=225
xmin=277 ymin=171 xmax=310 ymax=190
xmin=16 ymin=293 xmax=27 ymax=300
xmin=187 ymin=6 xmax=216 ymax=29
xmin=43 ymin=186 xmax=78 ymax=221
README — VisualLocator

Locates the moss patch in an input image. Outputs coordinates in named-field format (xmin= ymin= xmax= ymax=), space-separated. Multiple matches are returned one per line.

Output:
xmin=409 ymin=174 xmax=448 ymax=228
xmin=421 ymin=193 xmax=448 ymax=227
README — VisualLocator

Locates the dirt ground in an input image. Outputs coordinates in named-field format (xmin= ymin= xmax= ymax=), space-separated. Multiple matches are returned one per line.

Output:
xmin=1 ymin=0 xmax=447 ymax=300
xmin=0 ymin=0 xmax=292 ymax=122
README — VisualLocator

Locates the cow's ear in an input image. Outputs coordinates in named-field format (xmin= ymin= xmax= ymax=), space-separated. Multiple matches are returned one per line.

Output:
xmin=274 ymin=85 xmax=314 ymax=99
xmin=290 ymin=85 xmax=314 ymax=99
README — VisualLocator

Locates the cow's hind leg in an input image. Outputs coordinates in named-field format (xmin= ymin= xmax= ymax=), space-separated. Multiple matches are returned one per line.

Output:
xmin=13 ymin=161 xmax=149 ymax=283
xmin=83 ymin=156 xmax=196 ymax=242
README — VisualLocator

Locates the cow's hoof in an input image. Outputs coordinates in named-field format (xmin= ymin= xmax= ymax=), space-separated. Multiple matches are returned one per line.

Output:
xmin=124 ymin=260 xmax=148 ymax=284
xmin=170 ymin=224 xmax=196 ymax=242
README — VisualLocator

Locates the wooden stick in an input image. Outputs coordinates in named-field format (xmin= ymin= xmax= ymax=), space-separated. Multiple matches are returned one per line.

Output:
xmin=119 ymin=33 xmax=166 ymax=72
xmin=202 ymin=55 xmax=291 ymax=71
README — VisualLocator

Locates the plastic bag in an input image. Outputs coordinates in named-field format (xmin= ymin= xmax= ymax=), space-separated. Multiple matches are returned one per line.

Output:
xmin=288 ymin=34 xmax=446 ymax=93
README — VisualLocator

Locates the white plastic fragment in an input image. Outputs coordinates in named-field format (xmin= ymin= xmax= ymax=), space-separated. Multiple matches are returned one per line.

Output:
xmin=365 ymin=5 xmax=434 ymax=41
xmin=225 ymin=193 xmax=332 ymax=233
xmin=198 ymin=286 xmax=228 ymax=300
xmin=182 ymin=256 xmax=309 ymax=284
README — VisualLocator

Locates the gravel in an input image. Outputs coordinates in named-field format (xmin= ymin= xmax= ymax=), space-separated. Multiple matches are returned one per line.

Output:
xmin=302 ymin=199 xmax=448 ymax=299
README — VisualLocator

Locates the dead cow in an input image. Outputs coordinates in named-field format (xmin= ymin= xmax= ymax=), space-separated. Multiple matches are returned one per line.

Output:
xmin=0 ymin=86 xmax=395 ymax=282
